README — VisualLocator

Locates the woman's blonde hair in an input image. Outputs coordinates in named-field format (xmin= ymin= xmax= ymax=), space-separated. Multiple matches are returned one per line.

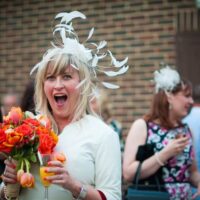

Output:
xmin=34 ymin=50 xmax=94 ymax=133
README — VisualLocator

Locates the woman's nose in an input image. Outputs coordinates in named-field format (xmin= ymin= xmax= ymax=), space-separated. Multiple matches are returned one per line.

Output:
xmin=54 ymin=78 xmax=64 ymax=89
xmin=189 ymin=97 xmax=194 ymax=104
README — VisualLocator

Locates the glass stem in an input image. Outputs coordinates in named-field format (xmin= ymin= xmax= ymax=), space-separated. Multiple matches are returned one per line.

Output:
xmin=44 ymin=187 xmax=48 ymax=200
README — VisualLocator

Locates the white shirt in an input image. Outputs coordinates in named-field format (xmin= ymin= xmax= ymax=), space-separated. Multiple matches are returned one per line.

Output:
xmin=19 ymin=115 xmax=121 ymax=200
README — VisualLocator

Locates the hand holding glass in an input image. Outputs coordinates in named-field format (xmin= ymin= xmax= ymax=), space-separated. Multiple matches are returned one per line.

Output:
xmin=39 ymin=154 xmax=54 ymax=200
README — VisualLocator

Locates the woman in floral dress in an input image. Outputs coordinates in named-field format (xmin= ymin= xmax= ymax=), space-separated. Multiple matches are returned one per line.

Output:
xmin=123 ymin=66 xmax=200 ymax=200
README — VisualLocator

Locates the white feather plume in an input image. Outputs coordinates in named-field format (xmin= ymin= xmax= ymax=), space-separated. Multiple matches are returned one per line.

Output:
xmin=92 ymin=55 xmax=99 ymax=67
xmin=76 ymin=79 xmax=87 ymax=89
xmin=54 ymin=23 xmax=74 ymax=34
xmin=86 ymin=28 xmax=94 ymax=41
xmin=31 ymin=10 xmax=129 ymax=90
xmin=154 ymin=66 xmax=181 ymax=93
xmin=102 ymin=82 xmax=120 ymax=89
xmin=55 ymin=11 xmax=86 ymax=24
xmin=97 ymin=41 xmax=107 ymax=51
xmin=108 ymin=50 xmax=128 ymax=68
xmin=104 ymin=65 xmax=129 ymax=77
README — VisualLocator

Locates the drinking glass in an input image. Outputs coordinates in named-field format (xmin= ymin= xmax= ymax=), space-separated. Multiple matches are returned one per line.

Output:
xmin=39 ymin=154 xmax=54 ymax=200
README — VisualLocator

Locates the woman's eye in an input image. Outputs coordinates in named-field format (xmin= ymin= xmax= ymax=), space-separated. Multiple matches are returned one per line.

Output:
xmin=46 ymin=76 xmax=55 ymax=81
xmin=63 ymin=75 xmax=72 ymax=80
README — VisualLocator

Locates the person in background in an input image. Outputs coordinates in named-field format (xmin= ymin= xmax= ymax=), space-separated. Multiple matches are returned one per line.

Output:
xmin=20 ymin=79 xmax=36 ymax=114
xmin=123 ymin=66 xmax=200 ymax=199
xmin=0 ymin=11 xmax=128 ymax=200
xmin=1 ymin=92 xmax=19 ymax=116
xmin=90 ymin=89 xmax=124 ymax=152
xmin=183 ymin=84 xmax=200 ymax=200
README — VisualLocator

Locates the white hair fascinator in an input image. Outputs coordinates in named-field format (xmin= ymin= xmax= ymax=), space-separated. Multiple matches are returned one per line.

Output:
xmin=31 ymin=11 xmax=129 ymax=89
xmin=154 ymin=65 xmax=181 ymax=93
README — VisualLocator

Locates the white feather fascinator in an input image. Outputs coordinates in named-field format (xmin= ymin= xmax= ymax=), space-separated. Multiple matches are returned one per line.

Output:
xmin=154 ymin=65 xmax=181 ymax=93
xmin=30 ymin=11 xmax=129 ymax=89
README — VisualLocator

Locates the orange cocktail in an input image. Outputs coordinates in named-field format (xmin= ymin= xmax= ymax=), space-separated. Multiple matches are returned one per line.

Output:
xmin=40 ymin=166 xmax=54 ymax=187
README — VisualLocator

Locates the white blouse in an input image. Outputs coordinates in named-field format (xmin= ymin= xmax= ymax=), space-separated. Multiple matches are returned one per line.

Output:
xmin=19 ymin=115 xmax=121 ymax=200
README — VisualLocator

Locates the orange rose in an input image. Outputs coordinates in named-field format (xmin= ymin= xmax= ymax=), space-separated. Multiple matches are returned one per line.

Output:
xmin=23 ymin=118 xmax=40 ymax=127
xmin=38 ymin=133 xmax=57 ymax=154
xmin=4 ymin=129 xmax=23 ymax=147
xmin=14 ymin=124 xmax=34 ymax=139
xmin=0 ymin=129 xmax=12 ymax=153
xmin=50 ymin=130 xmax=58 ymax=144
xmin=36 ymin=126 xmax=50 ymax=136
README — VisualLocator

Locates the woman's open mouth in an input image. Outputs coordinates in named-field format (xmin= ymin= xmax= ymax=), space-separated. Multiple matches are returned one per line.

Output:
xmin=54 ymin=95 xmax=67 ymax=106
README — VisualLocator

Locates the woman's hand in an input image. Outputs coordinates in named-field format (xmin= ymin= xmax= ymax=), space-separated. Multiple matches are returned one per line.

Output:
xmin=2 ymin=159 xmax=17 ymax=184
xmin=45 ymin=160 xmax=84 ymax=198
xmin=162 ymin=136 xmax=189 ymax=159
xmin=45 ymin=160 xmax=77 ymax=191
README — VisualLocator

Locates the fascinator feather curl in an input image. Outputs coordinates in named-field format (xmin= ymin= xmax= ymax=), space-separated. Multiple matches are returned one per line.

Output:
xmin=30 ymin=11 xmax=129 ymax=89
xmin=154 ymin=65 xmax=181 ymax=93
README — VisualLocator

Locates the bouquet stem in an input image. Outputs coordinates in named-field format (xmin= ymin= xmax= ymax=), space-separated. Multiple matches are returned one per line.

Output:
xmin=5 ymin=183 xmax=20 ymax=200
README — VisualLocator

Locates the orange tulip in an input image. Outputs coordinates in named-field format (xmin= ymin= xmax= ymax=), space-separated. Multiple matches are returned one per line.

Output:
xmin=17 ymin=169 xmax=25 ymax=182
xmin=7 ymin=107 xmax=23 ymax=125
xmin=20 ymin=172 xmax=35 ymax=188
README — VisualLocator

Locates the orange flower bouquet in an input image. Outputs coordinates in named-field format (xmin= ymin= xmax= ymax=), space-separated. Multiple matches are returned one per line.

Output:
xmin=0 ymin=107 xmax=59 ymax=199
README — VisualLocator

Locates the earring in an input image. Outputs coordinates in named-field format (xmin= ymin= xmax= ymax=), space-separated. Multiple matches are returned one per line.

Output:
xmin=169 ymin=103 xmax=172 ymax=110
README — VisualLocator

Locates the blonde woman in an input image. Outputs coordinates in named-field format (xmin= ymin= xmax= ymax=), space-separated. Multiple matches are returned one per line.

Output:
xmin=1 ymin=11 xmax=128 ymax=200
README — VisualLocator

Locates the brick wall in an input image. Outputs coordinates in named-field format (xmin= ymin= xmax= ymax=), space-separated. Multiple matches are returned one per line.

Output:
xmin=0 ymin=0 xmax=196 ymax=136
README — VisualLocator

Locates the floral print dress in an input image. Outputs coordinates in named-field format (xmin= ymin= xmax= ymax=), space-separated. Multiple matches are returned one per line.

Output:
xmin=146 ymin=121 xmax=195 ymax=200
